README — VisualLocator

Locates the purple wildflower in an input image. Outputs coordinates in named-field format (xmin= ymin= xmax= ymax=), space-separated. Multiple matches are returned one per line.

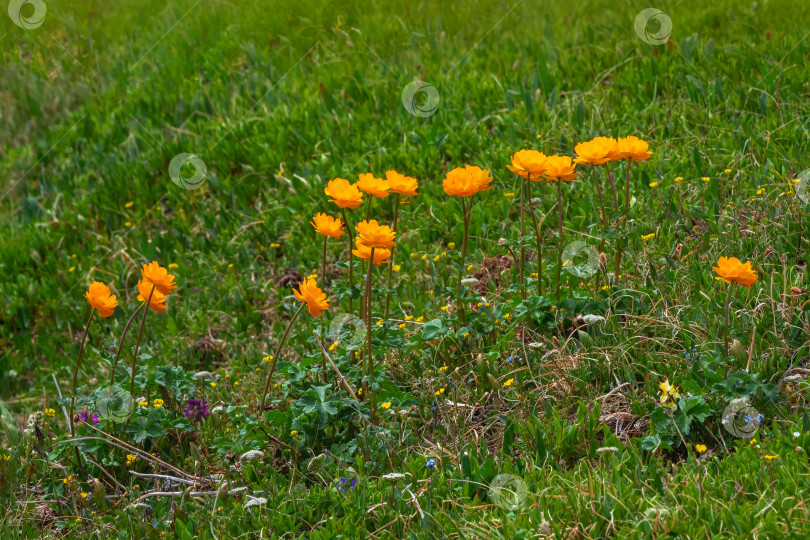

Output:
xmin=76 ymin=410 xmax=100 ymax=425
xmin=338 ymin=477 xmax=358 ymax=492
xmin=183 ymin=399 xmax=211 ymax=423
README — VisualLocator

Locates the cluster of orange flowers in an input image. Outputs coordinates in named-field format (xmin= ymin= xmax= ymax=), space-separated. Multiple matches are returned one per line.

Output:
xmin=301 ymin=170 xmax=419 ymax=318
xmin=507 ymin=135 xmax=652 ymax=183
xmin=84 ymin=261 xmax=177 ymax=317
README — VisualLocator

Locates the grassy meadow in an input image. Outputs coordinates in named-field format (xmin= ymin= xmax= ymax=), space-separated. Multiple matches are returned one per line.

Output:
xmin=2 ymin=0 xmax=810 ymax=537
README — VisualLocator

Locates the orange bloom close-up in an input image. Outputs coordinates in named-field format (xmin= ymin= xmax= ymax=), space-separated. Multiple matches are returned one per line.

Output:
xmin=385 ymin=170 xmax=419 ymax=196
xmin=508 ymin=149 xmax=547 ymax=180
xmin=355 ymin=219 xmax=396 ymax=249
xmin=356 ymin=173 xmax=390 ymax=198
xmin=574 ymin=137 xmax=618 ymax=166
xmin=352 ymin=239 xmax=392 ymax=265
xmin=543 ymin=155 xmax=579 ymax=182
xmin=137 ymin=280 xmax=168 ymax=313
xmin=443 ymin=165 xmax=493 ymax=197
xmin=310 ymin=212 xmax=345 ymax=239
xmin=84 ymin=281 xmax=118 ymax=318
xmin=616 ymin=135 xmax=652 ymax=162
xmin=140 ymin=261 xmax=176 ymax=295
xmin=293 ymin=279 xmax=330 ymax=317
xmin=324 ymin=178 xmax=364 ymax=209
xmin=713 ymin=256 xmax=758 ymax=287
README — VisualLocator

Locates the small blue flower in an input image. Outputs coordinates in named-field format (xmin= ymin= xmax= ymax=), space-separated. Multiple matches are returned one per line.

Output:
xmin=427 ymin=458 xmax=436 ymax=468
xmin=744 ymin=415 xmax=752 ymax=423
xmin=504 ymin=355 xmax=519 ymax=363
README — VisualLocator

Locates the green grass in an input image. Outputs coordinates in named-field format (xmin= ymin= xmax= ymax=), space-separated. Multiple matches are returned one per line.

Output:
xmin=2 ymin=0 xmax=810 ymax=537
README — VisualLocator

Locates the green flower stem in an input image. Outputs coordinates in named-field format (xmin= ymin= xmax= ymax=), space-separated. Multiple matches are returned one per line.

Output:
xmin=526 ymin=180 xmax=542 ymax=296
xmin=69 ymin=309 xmax=96 ymax=436
xmin=365 ymin=247 xmax=377 ymax=423
xmin=128 ymin=284 xmax=156 ymax=414
xmin=108 ymin=303 xmax=143 ymax=391
xmin=556 ymin=180 xmax=563 ymax=302
xmin=519 ymin=176 xmax=526 ymax=300
xmin=340 ymin=208 xmax=355 ymax=318
xmin=457 ymin=195 xmax=474 ymax=322
xmin=259 ymin=302 xmax=306 ymax=412
xmin=724 ymin=284 xmax=734 ymax=359
xmin=384 ymin=193 xmax=400 ymax=319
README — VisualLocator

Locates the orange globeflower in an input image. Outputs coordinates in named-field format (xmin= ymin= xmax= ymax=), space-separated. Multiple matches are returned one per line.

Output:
xmin=352 ymin=239 xmax=392 ymax=264
xmin=616 ymin=136 xmax=652 ymax=162
xmin=574 ymin=137 xmax=615 ymax=166
xmin=356 ymin=219 xmax=396 ymax=249
xmin=324 ymin=178 xmax=363 ymax=209
xmin=140 ymin=261 xmax=176 ymax=295
xmin=713 ymin=257 xmax=758 ymax=288
xmin=137 ymin=280 xmax=168 ymax=313
xmin=592 ymin=136 xmax=621 ymax=162
xmin=84 ymin=282 xmax=118 ymax=318
xmin=443 ymin=165 xmax=493 ymax=197
xmin=543 ymin=155 xmax=579 ymax=182
xmin=508 ymin=150 xmax=547 ymax=180
xmin=293 ymin=279 xmax=330 ymax=317
xmin=356 ymin=173 xmax=390 ymax=198
xmin=385 ymin=170 xmax=419 ymax=196
xmin=311 ymin=212 xmax=345 ymax=238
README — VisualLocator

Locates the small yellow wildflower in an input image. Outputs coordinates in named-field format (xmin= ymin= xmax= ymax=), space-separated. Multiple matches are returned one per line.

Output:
xmin=153 ymin=399 xmax=164 ymax=408
xmin=168 ymin=263 xmax=179 ymax=269
xmin=69 ymin=266 xmax=76 ymax=273
xmin=601 ymin=285 xmax=611 ymax=291
xmin=45 ymin=408 xmax=55 ymax=417
xmin=125 ymin=201 xmax=134 ymax=208
xmin=270 ymin=243 xmax=281 ymax=248
xmin=504 ymin=313 xmax=511 ymax=319
xmin=234 ymin=381 xmax=239 ymax=386
xmin=435 ymin=388 xmax=446 ymax=395
xmin=724 ymin=168 xmax=732 ymax=174
xmin=357 ymin=388 xmax=362 ymax=395
xmin=124 ymin=221 xmax=132 ymax=227
xmin=376 ymin=319 xmax=383 ymax=326
xmin=642 ymin=233 xmax=655 ymax=242
xmin=80 ymin=492 xmax=88 ymax=499
xmin=410 ymin=252 xmax=418 ymax=259
xmin=750 ymin=438 xmax=757 ymax=445
xmin=701 ymin=176 xmax=710 ymax=182
xmin=764 ymin=454 xmax=778 ymax=460
xmin=381 ymin=402 xmax=392 ymax=410
xmin=398 ymin=323 xmax=406 ymax=329
xmin=433 ymin=255 xmax=440 ymax=262
xmin=530 ymin=272 xmax=538 ymax=278
xmin=504 ymin=192 xmax=515 ymax=197
xmin=126 ymin=454 xmax=137 ymax=466
xmin=404 ymin=315 xmax=413 ymax=321
xmin=674 ymin=176 xmax=683 ymax=183
xmin=503 ymin=378 xmax=514 ymax=387
xmin=441 ymin=305 xmax=450 ymax=312
xmin=439 ymin=366 xmax=448 ymax=372
xmin=209 ymin=382 xmax=216 ymax=388
xmin=467 ymin=265 xmax=475 ymax=272
xmin=138 ymin=401 xmax=148 ymax=408
xmin=393 ymin=264 xmax=401 ymax=272
xmin=695 ymin=444 xmax=707 ymax=454
xmin=329 ymin=341 xmax=339 ymax=351
xmin=463 ymin=332 xmax=470 ymax=338
xmin=416 ymin=316 xmax=424 ymax=323
xmin=649 ymin=181 xmax=658 ymax=188
xmin=290 ymin=430 xmax=298 ymax=437
xmin=262 ymin=355 xmax=273 ymax=363
xmin=421 ymin=254 xmax=427 ymax=260
xmin=448 ymin=242 xmax=456 ymax=249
